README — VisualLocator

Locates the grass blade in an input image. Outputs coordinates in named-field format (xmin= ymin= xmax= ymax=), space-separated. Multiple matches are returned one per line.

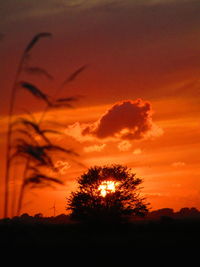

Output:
xmin=24 ymin=174 xmax=63 ymax=187
xmin=61 ymin=65 xmax=87 ymax=87
xmin=56 ymin=97 xmax=78 ymax=102
xmin=24 ymin=32 xmax=52 ymax=53
xmin=25 ymin=66 xmax=54 ymax=80
xmin=19 ymin=81 xmax=51 ymax=105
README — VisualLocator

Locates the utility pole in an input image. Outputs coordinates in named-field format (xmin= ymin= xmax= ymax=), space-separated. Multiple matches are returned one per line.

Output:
xmin=50 ymin=202 xmax=56 ymax=217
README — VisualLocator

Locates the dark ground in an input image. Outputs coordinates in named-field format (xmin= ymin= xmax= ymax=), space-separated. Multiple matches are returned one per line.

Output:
xmin=1 ymin=216 xmax=200 ymax=259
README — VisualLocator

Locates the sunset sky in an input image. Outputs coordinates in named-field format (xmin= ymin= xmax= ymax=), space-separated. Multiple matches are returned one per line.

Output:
xmin=0 ymin=0 xmax=200 ymax=217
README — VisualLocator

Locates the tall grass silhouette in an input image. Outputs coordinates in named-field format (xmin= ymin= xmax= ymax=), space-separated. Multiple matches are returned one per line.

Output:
xmin=4 ymin=32 xmax=86 ymax=217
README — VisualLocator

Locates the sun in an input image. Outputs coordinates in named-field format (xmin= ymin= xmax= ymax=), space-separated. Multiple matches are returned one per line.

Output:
xmin=98 ymin=180 xmax=118 ymax=197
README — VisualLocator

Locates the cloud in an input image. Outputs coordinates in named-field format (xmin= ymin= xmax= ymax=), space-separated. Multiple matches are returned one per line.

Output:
xmin=65 ymin=99 xmax=163 ymax=142
xmin=172 ymin=161 xmax=186 ymax=168
xmin=84 ymin=144 xmax=106 ymax=153
xmin=55 ymin=160 xmax=71 ymax=175
xmin=118 ymin=141 xmax=132 ymax=151
xmin=64 ymin=122 xmax=95 ymax=143
xmin=133 ymin=148 xmax=142 ymax=155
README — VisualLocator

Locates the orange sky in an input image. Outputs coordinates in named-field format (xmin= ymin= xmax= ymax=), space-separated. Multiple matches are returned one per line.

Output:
xmin=0 ymin=0 xmax=200 ymax=217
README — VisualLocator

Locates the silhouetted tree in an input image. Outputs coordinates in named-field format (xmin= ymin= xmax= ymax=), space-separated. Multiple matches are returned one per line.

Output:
xmin=34 ymin=213 xmax=43 ymax=218
xmin=67 ymin=164 xmax=149 ymax=223
xmin=150 ymin=208 xmax=174 ymax=219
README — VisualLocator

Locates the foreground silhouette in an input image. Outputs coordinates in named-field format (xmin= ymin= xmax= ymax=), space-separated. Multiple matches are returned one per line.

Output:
xmin=1 ymin=207 xmax=200 ymax=256
xmin=3 ymin=32 xmax=86 ymax=218
xmin=67 ymin=165 xmax=149 ymax=223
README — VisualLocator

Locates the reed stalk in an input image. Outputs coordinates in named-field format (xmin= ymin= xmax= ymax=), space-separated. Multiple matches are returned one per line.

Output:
xmin=16 ymin=160 xmax=30 ymax=216
xmin=4 ymin=33 xmax=52 ymax=218
xmin=4 ymin=55 xmax=26 ymax=218
xmin=5 ymin=33 xmax=86 ymax=217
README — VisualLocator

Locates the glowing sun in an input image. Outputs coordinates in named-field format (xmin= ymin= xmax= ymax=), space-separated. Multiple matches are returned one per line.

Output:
xmin=98 ymin=180 xmax=118 ymax=197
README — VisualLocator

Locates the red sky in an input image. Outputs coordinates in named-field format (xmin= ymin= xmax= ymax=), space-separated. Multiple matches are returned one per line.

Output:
xmin=0 ymin=0 xmax=200 ymax=217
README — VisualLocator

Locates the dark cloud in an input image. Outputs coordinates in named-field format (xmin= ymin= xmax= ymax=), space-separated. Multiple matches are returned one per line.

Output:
xmin=66 ymin=99 xmax=163 ymax=142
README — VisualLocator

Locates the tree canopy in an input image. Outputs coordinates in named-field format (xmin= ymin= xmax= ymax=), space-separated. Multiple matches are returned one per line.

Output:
xmin=67 ymin=164 xmax=149 ymax=223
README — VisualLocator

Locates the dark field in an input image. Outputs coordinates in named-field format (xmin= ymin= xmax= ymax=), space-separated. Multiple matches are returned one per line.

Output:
xmin=1 ymin=217 xmax=200 ymax=252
